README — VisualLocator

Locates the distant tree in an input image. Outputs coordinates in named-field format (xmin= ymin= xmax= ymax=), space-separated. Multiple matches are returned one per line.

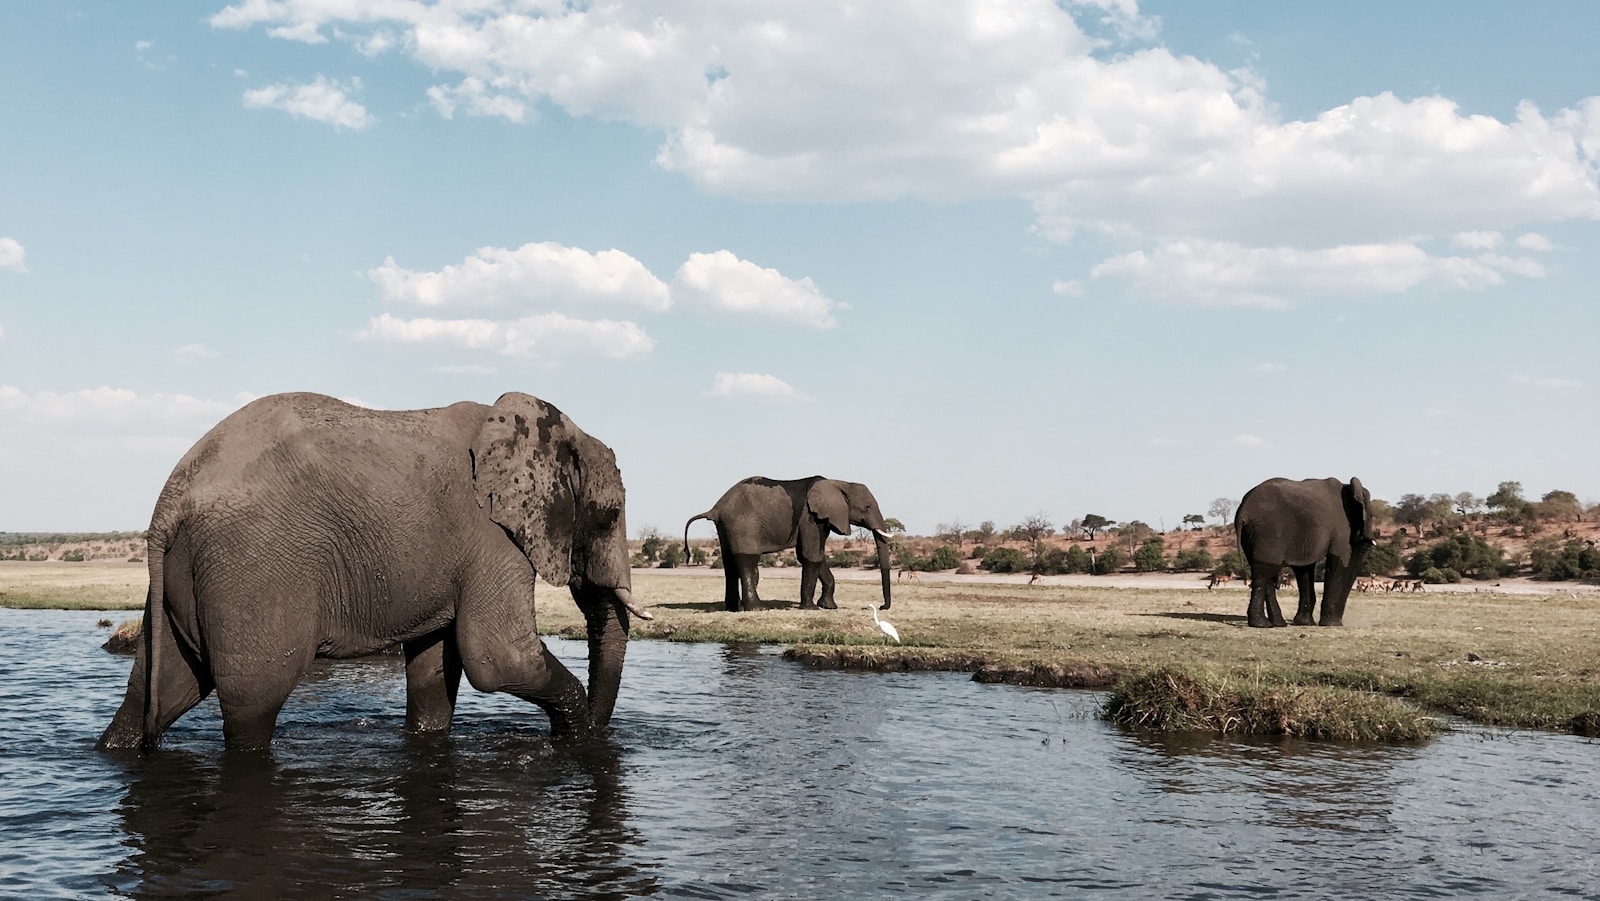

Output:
xmin=1062 ymin=544 xmax=1092 ymax=574
xmin=1529 ymin=537 xmax=1600 ymax=580
xmin=690 ymin=546 xmax=709 ymax=565
xmin=971 ymin=520 xmax=998 ymax=546
xmin=1120 ymin=521 xmax=1153 ymax=544
xmin=1536 ymin=490 xmax=1582 ymax=522
xmin=1486 ymin=481 xmax=1528 ymax=520
xmin=1367 ymin=497 xmax=1394 ymax=527
xmin=1394 ymin=494 xmax=1455 ymax=531
xmin=883 ymin=518 xmax=907 ymax=534
xmin=1208 ymin=497 xmax=1235 ymax=526
xmin=1133 ymin=537 xmax=1167 ymax=572
xmin=639 ymin=526 xmax=665 ymax=562
xmin=659 ymin=542 xmax=683 ymax=568
xmin=1454 ymin=492 xmax=1482 ymax=517
xmin=1010 ymin=514 xmax=1055 ymax=545
xmin=1080 ymin=514 xmax=1113 ymax=539
xmin=936 ymin=519 xmax=967 ymax=551
xmin=1362 ymin=542 xmax=1402 ymax=577
xmin=1182 ymin=514 xmax=1206 ymax=530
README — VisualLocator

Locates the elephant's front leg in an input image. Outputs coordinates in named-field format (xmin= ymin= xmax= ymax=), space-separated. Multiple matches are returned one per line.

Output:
xmin=799 ymin=562 xmax=820 ymax=609
xmin=404 ymin=627 xmax=462 ymax=733
xmin=816 ymin=562 xmax=838 ymax=609
xmin=1246 ymin=562 xmax=1285 ymax=628
xmin=1291 ymin=565 xmax=1318 ymax=627
xmin=455 ymin=564 xmax=591 ymax=737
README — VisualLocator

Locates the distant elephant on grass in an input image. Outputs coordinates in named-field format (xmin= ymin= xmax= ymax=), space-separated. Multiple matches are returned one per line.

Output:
xmin=684 ymin=476 xmax=894 ymax=612
xmin=1234 ymin=476 xmax=1374 ymax=628
xmin=97 ymin=391 xmax=650 ymax=752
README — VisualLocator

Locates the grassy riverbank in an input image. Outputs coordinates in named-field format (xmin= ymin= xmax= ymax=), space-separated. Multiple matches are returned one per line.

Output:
xmin=11 ymin=563 xmax=1598 ymax=738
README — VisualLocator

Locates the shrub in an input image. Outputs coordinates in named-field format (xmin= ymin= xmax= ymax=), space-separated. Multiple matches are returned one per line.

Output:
xmin=1133 ymin=537 xmax=1167 ymax=573
xmin=1405 ymin=533 xmax=1512 ymax=581
xmin=926 ymin=545 xmax=962 ymax=571
xmin=979 ymin=547 xmax=1030 ymax=573
xmin=1171 ymin=548 xmax=1213 ymax=572
xmin=829 ymin=549 xmax=866 ymax=568
xmin=1362 ymin=542 xmax=1402 ymax=577
xmin=1529 ymin=538 xmax=1600 ymax=581
xmin=1216 ymin=549 xmax=1248 ymax=579
xmin=1094 ymin=546 xmax=1126 ymax=574
xmin=60 ymin=549 xmax=86 ymax=562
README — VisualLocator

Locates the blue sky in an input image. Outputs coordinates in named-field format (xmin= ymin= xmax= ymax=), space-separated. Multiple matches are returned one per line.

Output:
xmin=2 ymin=1 xmax=1597 ymax=536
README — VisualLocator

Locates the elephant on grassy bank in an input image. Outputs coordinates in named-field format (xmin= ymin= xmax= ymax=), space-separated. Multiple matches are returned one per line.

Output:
xmin=98 ymin=391 xmax=649 ymax=752
xmin=1234 ymin=476 xmax=1375 ymax=628
xmin=684 ymin=476 xmax=894 ymax=612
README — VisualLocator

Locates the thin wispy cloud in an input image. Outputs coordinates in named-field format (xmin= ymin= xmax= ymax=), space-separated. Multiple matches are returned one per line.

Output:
xmin=708 ymin=372 xmax=804 ymax=400
xmin=243 ymin=75 xmax=373 ymax=129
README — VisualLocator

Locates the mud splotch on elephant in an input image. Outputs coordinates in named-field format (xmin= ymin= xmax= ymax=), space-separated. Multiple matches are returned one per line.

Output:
xmin=97 ymin=391 xmax=650 ymax=752
xmin=685 ymin=476 xmax=894 ymax=612
xmin=1234 ymin=476 xmax=1375 ymax=628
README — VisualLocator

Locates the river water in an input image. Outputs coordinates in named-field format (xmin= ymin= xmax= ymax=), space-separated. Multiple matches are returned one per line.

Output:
xmin=2 ymin=608 xmax=1596 ymax=899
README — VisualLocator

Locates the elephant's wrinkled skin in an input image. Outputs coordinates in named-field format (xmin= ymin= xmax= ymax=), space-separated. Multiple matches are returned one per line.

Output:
xmin=98 ymin=392 xmax=645 ymax=752
xmin=685 ymin=476 xmax=894 ymax=612
xmin=1234 ymin=476 xmax=1375 ymax=628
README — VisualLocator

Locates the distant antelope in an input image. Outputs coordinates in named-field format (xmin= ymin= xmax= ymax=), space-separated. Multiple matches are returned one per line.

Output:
xmin=1207 ymin=572 xmax=1235 ymax=589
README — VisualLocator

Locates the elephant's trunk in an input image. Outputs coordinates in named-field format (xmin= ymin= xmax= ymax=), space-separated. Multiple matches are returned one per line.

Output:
xmin=874 ymin=532 xmax=893 ymax=610
xmin=579 ymin=586 xmax=632 ymax=729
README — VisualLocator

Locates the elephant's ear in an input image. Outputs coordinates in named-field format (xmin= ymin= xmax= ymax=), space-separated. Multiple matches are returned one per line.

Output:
xmin=1346 ymin=477 xmax=1374 ymax=543
xmin=472 ymin=392 xmax=576 ymax=588
xmin=806 ymin=481 xmax=851 ymax=536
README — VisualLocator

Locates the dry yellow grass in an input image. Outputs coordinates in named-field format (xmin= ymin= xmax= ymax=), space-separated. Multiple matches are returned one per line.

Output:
xmin=0 ymin=561 xmax=147 ymax=609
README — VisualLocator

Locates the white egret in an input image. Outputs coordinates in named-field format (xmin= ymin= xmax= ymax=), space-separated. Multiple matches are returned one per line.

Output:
xmin=867 ymin=605 xmax=900 ymax=643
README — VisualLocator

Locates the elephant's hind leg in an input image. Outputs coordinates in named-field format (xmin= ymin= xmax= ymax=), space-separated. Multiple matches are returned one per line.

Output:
xmin=1291 ymin=566 xmax=1318 ymax=626
xmin=1246 ymin=562 xmax=1286 ymax=628
xmin=816 ymin=563 xmax=838 ymax=609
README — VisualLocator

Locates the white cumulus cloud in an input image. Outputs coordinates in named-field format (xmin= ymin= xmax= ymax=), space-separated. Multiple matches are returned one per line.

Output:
xmin=211 ymin=1 xmax=1600 ymax=305
xmin=1091 ymin=239 xmax=1542 ymax=307
xmin=358 ymin=312 xmax=654 ymax=360
xmin=672 ymin=251 xmax=840 ymax=328
xmin=176 ymin=343 xmax=220 ymax=359
xmin=369 ymin=242 xmax=671 ymax=311
xmin=243 ymin=75 xmax=374 ymax=129
xmin=0 ymin=237 xmax=26 ymax=273
xmin=1230 ymin=434 xmax=1265 ymax=449
xmin=709 ymin=372 xmax=803 ymax=399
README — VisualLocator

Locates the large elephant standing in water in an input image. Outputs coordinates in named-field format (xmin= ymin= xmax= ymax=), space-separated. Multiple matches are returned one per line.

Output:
xmin=684 ymin=476 xmax=894 ymax=612
xmin=1234 ymin=476 xmax=1375 ymax=628
xmin=97 ymin=391 xmax=650 ymax=752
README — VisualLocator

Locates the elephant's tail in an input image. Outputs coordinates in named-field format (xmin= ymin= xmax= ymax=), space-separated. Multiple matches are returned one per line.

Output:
xmin=140 ymin=526 xmax=169 ymax=749
xmin=683 ymin=512 xmax=713 ymax=567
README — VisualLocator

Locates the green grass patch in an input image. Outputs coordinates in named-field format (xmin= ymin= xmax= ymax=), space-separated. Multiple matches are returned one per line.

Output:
xmin=1103 ymin=666 xmax=1441 ymax=742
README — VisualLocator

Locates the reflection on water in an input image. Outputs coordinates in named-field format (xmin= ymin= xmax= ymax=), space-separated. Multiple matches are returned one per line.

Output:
xmin=2 ymin=609 xmax=1597 ymax=900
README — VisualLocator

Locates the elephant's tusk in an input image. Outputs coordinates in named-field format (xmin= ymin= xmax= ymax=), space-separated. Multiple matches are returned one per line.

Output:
xmin=614 ymin=587 xmax=653 ymax=620
xmin=872 ymin=529 xmax=892 ymax=542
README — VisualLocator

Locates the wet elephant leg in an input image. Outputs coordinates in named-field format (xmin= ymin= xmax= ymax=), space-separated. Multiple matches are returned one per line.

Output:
xmin=404 ymin=627 xmax=462 ymax=733
xmin=455 ymin=565 xmax=590 ymax=737
xmin=1291 ymin=565 xmax=1318 ymax=626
